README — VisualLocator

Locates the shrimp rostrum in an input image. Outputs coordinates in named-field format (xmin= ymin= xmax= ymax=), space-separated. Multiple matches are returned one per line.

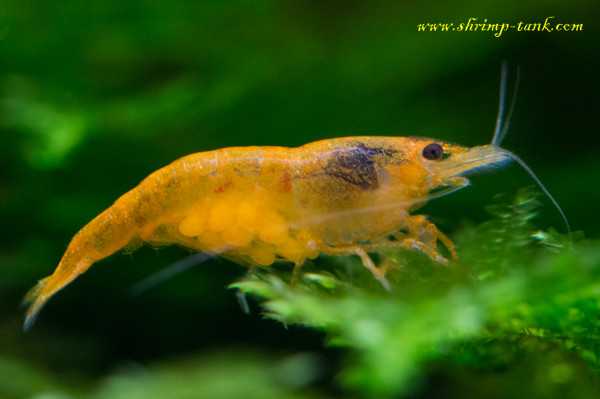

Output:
xmin=24 ymin=132 xmax=566 ymax=330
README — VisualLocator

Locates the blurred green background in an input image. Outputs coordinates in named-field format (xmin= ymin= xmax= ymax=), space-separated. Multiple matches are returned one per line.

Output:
xmin=0 ymin=1 xmax=598 ymax=398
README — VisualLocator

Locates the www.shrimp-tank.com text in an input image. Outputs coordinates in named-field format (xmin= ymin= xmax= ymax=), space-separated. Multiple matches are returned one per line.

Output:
xmin=417 ymin=17 xmax=583 ymax=38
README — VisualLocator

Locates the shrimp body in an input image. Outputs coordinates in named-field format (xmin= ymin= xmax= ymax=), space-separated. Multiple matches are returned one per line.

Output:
xmin=24 ymin=136 xmax=512 ymax=329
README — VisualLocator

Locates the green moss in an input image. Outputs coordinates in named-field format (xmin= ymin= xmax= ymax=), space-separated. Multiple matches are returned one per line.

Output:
xmin=232 ymin=188 xmax=600 ymax=397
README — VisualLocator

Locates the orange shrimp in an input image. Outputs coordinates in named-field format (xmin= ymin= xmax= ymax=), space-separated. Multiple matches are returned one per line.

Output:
xmin=23 ymin=68 xmax=569 ymax=330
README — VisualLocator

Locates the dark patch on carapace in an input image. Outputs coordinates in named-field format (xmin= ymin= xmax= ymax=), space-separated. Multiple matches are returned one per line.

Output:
xmin=323 ymin=143 xmax=386 ymax=191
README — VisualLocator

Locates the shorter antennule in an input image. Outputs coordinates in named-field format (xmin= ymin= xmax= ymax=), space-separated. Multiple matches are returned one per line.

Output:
xmin=492 ymin=63 xmax=520 ymax=147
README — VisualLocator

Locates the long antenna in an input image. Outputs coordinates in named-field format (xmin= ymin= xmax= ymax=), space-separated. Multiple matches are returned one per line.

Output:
xmin=501 ymin=150 xmax=571 ymax=236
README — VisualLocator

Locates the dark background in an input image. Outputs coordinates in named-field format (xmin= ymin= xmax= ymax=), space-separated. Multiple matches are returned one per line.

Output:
xmin=0 ymin=1 xmax=597 ymax=397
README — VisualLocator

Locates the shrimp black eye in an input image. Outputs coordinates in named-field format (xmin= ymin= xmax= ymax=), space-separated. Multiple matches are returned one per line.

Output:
xmin=422 ymin=143 xmax=444 ymax=160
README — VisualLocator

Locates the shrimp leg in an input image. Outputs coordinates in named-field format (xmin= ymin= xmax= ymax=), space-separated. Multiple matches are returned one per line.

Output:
xmin=355 ymin=248 xmax=391 ymax=291
xmin=318 ymin=214 xmax=456 ymax=289
xmin=399 ymin=214 xmax=457 ymax=262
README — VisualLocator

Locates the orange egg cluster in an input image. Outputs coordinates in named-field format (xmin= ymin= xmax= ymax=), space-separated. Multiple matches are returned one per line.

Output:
xmin=177 ymin=191 xmax=318 ymax=266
